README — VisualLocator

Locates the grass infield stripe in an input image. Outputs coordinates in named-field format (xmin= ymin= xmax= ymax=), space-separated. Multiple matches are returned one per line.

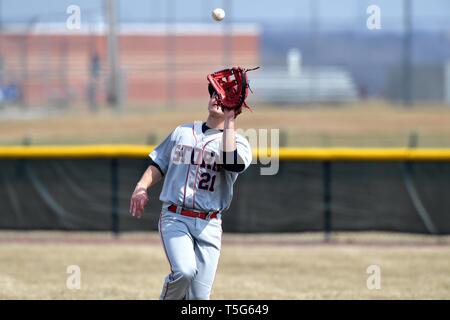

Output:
xmin=0 ymin=145 xmax=450 ymax=161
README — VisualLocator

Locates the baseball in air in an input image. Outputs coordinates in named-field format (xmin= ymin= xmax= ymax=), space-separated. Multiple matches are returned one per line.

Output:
xmin=212 ymin=8 xmax=225 ymax=21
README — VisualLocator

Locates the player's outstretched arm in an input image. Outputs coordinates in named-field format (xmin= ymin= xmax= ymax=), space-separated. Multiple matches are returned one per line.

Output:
xmin=129 ymin=165 xmax=162 ymax=218
xmin=222 ymin=108 xmax=248 ymax=172
xmin=223 ymin=108 xmax=237 ymax=152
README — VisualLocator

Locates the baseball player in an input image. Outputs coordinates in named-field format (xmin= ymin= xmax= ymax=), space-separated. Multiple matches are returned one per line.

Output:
xmin=129 ymin=67 xmax=256 ymax=300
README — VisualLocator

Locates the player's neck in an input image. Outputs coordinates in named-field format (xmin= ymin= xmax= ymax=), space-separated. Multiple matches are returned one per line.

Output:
xmin=205 ymin=116 xmax=224 ymax=130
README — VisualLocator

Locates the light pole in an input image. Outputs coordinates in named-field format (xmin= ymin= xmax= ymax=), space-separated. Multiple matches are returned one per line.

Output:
xmin=402 ymin=0 xmax=413 ymax=107
xmin=105 ymin=0 xmax=121 ymax=110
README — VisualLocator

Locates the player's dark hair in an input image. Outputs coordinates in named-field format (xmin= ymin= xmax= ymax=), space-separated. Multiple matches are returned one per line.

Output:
xmin=208 ymin=84 xmax=217 ymax=98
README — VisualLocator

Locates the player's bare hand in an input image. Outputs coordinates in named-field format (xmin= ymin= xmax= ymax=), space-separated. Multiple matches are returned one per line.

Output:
xmin=223 ymin=107 xmax=237 ymax=121
xmin=130 ymin=187 xmax=149 ymax=219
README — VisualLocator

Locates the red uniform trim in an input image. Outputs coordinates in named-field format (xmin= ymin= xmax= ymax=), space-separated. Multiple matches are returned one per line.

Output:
xmin=168 ymin=204 xmax=219 ymax=220
xmin=191 ymin=137 xmax=221 ymax=209
xmin=181 ymin=124 xmax=197 ymax=208
xmin=158 ymin=210 xmax=173 ymax=300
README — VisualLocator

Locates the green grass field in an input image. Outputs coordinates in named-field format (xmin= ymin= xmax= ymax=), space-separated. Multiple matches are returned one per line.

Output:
xmin=0 ymin=232 xmax=449 ymax=299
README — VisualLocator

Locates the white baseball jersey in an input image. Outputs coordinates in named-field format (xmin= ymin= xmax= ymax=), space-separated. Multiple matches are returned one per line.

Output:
xmin=149 ymin=121 xmax=252 ymax=213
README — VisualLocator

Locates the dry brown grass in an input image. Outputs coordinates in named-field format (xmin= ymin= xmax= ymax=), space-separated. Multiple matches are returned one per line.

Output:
xmin=1 ymin=102 xmax=450 ymax=147
xmin=0 ymin=231 xmax=449 ymax=300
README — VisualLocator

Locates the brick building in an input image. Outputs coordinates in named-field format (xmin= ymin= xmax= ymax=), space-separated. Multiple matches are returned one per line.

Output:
xmin=0 ymin=23 xmax=260 ymax=106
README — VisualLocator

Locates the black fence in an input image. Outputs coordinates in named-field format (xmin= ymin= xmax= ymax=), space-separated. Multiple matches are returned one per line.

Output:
xmin=1 ymin=157 xmax=449 ymax=235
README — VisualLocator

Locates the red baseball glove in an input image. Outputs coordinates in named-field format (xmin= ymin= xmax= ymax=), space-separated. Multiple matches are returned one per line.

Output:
xmin=207 ymin=66 xmax=259 ymax=117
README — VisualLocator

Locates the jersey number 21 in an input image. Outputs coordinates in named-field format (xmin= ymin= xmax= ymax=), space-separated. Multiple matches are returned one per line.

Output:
xmin=198 ymin=173 xmax=216 ymax=192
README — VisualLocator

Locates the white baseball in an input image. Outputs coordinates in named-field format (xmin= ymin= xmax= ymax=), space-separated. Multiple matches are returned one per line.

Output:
xmin=212 ymin=8 xmax=225 ymax=21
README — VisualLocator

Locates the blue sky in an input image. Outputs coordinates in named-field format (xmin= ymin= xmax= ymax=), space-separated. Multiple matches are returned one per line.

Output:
xmin=1 ymin=0 xmax=450 ymax=31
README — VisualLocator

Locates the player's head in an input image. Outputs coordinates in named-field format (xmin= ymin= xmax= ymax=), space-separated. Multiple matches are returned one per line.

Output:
xmin=207 ymin=84 xmax=224 ymax=118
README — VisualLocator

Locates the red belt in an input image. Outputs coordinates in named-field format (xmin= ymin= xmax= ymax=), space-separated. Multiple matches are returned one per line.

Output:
xmin=168 ymin=204 xmax=219 ymax=220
